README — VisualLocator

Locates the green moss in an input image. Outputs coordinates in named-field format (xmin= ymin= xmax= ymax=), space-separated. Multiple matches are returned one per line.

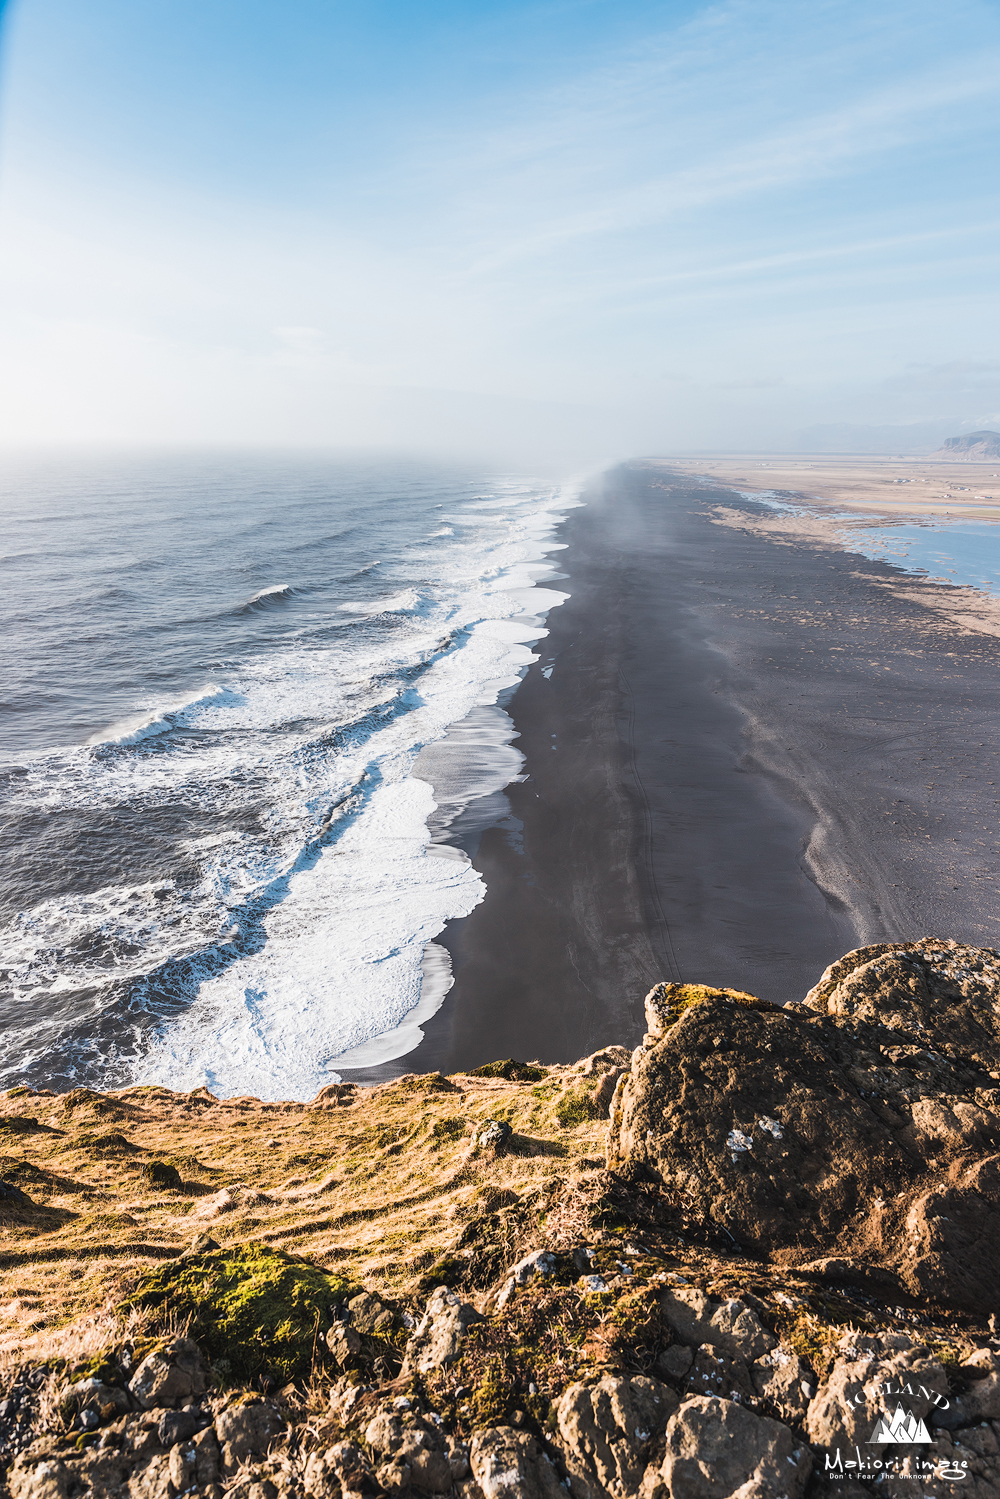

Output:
xmin=651 ymin=983 xmax=773 ymax=1035
xmin=124 ymin=1243 xmax=361 ymax=1383
xmin=142 ymin=1160 xmax=181 ymax=1189
xmin=0 ymin=1117 xmax=43 ymax=1136
xmin=431 ymin=1117 xmax=466 ymax=1144
xmin=70 ymin=1132 xmax=136 ymax=1154
xmin=468 ymin=1356 xmax=510 ymax=1426
xmin=928 ymin=1341 xmax=963 ymax=1369
xmin=470 ymin=1059 xmax=547 ymax=1082
xmin=415 ymin=1253 xmax=467 ymax=1294
xmin=554 ymin=1086 xmax=601 ymax=1129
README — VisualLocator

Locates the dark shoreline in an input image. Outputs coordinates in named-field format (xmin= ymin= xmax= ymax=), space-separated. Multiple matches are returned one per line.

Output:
xmin=343 ymin=463 xmax=1000 ymax=1082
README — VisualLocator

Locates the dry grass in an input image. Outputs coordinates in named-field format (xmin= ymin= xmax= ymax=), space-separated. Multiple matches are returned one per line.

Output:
xmin=0 ymin=1060 xmax=609 ymax=1359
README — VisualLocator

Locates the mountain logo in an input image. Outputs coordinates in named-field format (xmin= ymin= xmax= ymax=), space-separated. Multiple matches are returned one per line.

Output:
xmin=868 ymin=1405 xmax=932 ymax=1444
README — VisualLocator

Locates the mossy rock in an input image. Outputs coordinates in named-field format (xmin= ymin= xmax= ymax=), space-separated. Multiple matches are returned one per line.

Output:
xmin=647 ymin=982 xmax=772 ymax=1038
xmin=143 ymin=1160 xmax=182 ymax=1189
xmin=124 ymin=1242 xmax=361 ymax=1383
xmin=470 ymin=1059 xmax=547 ymax=1082
xmin=415 ymin=1253 xmax=468 ymax=1294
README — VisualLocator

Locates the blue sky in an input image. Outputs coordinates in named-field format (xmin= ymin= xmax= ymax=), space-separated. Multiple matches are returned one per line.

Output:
xmin=0 ymin=0 xmax=998 ymax=460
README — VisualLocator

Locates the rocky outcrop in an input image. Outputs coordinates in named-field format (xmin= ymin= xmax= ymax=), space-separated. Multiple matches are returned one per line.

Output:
xmin=607 ymin=942 xmax=1000 ymax=1312
xmin=5 ymin=940 xmax=1000 ymax=1499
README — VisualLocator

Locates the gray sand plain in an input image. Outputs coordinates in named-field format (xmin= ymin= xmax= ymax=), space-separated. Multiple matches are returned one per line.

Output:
xmin=346 ymin=462 xmax=1000 ymax=1078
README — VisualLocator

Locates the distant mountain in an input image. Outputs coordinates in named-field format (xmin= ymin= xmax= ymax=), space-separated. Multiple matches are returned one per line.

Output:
xmin=928 ymin=430 xmax=1000 ymax=460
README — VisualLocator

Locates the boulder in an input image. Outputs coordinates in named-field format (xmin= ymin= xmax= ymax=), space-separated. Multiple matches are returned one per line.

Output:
xmin=475 ymin=1120 xmax=513 ymax=1152
xmin=469 ymin=1426 xmax=564 ymax=1498
xmin=403 ymin=1286 xmax=482 ymax=1373
xmin=127 ymin=1337 xmax=211 ymax=1409
xmin=607 ymin=952 xmax=1000 ymax=1311
xmin=750 ymin=1348 xmax=816 ymax=1422
xmin=641 ymin=1395 xmax=812 ymax=1499
xmin=215 ymin=1400 xmax=285 ymax=1475
xmin=802 ymin=941 xmax=1000 ymax=1072
xmin=659 ymin=1289 xmax=776 ymax=1363
xmin=555 ymin=1374 xmax=677 ymax=1499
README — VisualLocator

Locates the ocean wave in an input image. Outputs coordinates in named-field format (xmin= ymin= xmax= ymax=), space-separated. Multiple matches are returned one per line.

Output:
xmin=337 ymin=588 xmax=422 ymax=615
xmin=85 ymin=684 xmax=235 ymax=748
xmin=247 ymin=583 xmax=293 ymax=605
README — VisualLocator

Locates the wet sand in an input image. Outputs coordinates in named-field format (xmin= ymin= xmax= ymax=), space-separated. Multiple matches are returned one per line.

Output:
xmin=344 ymin=463 xmax=1000 ymax=1080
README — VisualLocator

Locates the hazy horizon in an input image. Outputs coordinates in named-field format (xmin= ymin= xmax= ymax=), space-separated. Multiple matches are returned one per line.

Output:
xmin=0 ymin=0 xmax=998 ymax=465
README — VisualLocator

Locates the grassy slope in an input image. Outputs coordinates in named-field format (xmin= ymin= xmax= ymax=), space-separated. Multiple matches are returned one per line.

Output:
xmin=0 ymin=1062 xmax=608 ymax=1359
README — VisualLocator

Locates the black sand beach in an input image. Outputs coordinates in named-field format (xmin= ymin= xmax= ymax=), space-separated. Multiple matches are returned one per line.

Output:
xmin=346 ymin=462 xmax=1000 ymax=1080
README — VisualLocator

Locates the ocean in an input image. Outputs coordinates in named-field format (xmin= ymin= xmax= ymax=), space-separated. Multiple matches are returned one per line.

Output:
xmin=0 ymin=451 xmax=578 ymax=1101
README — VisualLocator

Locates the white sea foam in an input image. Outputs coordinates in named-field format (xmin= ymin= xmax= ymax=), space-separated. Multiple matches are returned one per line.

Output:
xmin=336 ymin=587 xmax=422 ymax=614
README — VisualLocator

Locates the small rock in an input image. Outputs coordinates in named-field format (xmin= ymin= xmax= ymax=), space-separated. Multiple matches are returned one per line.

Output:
xmin=469 ymin=1425 xmax=564 ymax=1498
xmin=496 ymin=1248 xmax=558 ymax=1308
xmin=657 ymin=1345 xmax=694 ymax=1381
xmin=304 ymin=1441 xmax=373 ymax=1498
xmin=685 ymin=1344 xmax=754 ymax=1403
xmin=475 ymin=1119 xmax=513 ymax=1152
xmin=128 ymin=1337 xmax=211 ymax=1409
xmin=62 ymin=1377 xmax=132 ymax=1420
xmin=325 ymin=1322 xmax=361 ymax=1366
xmin=934 ymin=1348 xmax=1000 ymax=1427
xmin=347 ymin=1290 xmax=388 ymax=1334
xmin=157 ymin=1408 xmax=201 ymax=1446
xmin=578 ymin=1274 xmax=608 ymax=1293
xmin=376 ymin=1457 xmax=412 ymax=1492
xmin=192 ymin=1426 xmax=222 ymax=1487
xmin=751 ymin=1347 xmax=816 ymax=1422
xmin=403 ymin=1286 xmax=481 ymax=1373
xmin=659 ymin=1289 xmax=777 ymax=1362
xmin=328 ymin=1376 xmax=371 ymax=1424
xmin=189 ymin=1232 xmax=220 ymax=1254
xmin=215 ymin=1400 xmax=285 ymax=1476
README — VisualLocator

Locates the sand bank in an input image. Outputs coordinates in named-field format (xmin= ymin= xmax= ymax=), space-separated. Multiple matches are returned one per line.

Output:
xmin=654 ymin=452 xmax=1000 ymax=520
